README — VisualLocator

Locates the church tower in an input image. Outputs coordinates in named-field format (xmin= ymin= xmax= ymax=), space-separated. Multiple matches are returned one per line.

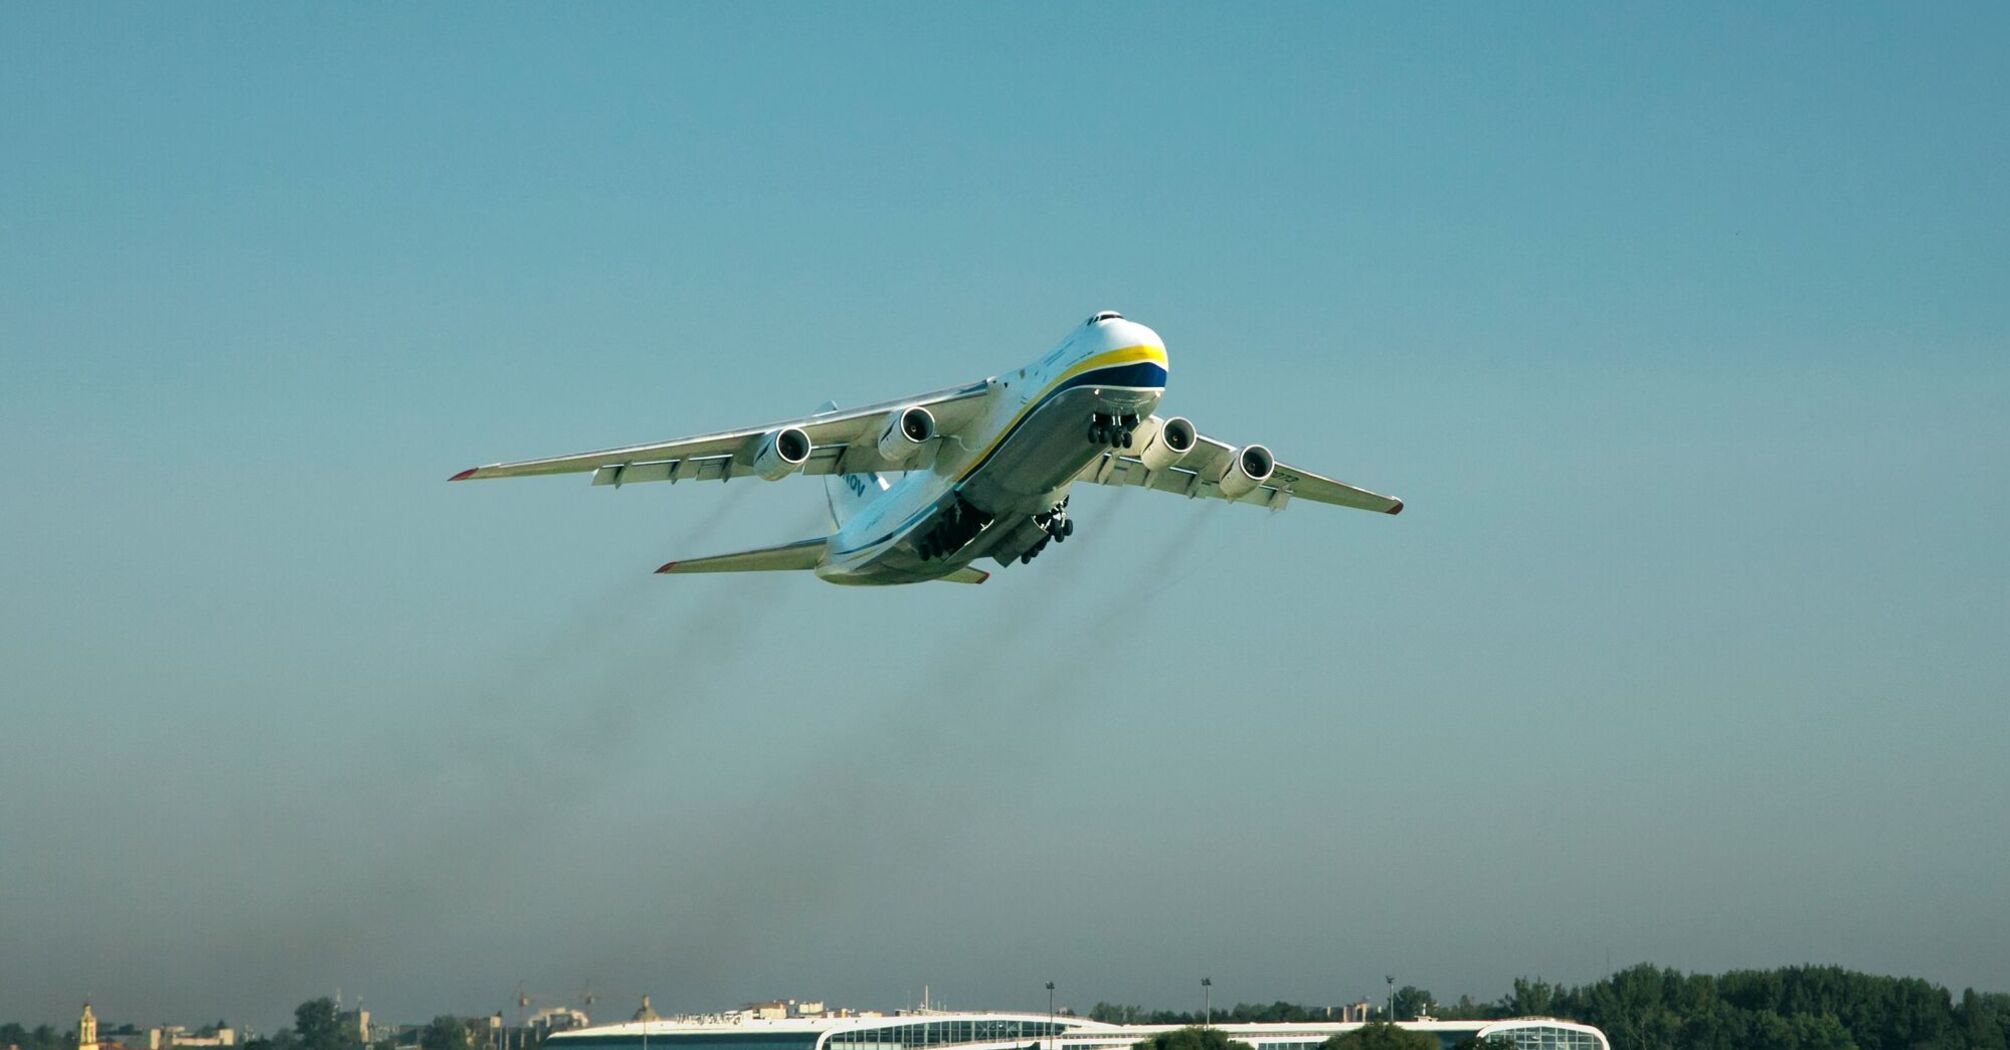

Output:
xmin=78 ymin=1003 xmax=100 ymax=1050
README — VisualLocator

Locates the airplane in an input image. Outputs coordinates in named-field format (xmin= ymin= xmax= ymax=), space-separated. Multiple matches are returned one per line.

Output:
xmin=450 ymin=311 xmax=1402 ymax=585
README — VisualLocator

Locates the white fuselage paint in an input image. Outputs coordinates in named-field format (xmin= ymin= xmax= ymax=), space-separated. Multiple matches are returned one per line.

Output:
xmin=816 ymin=316 xmax=1168 ymax=585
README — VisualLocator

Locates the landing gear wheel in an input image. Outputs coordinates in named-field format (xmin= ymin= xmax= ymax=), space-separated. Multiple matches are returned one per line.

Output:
xmin=1119 ymin=428 xmax=1133 ymax=448
xmin=1088 ymin=423 xmax=1106 ymax=444
xmin=1063 ymin=518 xmax=1075 ymax=537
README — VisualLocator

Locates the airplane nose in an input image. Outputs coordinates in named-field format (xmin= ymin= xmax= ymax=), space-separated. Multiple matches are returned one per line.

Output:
xmin=1082 ymin=314 xmax=1168 ymax=373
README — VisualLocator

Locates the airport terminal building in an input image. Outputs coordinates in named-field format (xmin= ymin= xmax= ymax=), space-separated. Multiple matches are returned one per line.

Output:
xmin=547 ymin=1012 xmax=1608 ymax=1050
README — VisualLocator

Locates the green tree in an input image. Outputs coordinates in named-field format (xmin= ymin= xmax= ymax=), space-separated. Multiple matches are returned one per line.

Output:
xmin=1319 ymin=1023 xmax=1436 ymax=1050
xmin=1390 ymin=989 xmax=1434 ymax=1024
xmin=1505 ymin=980 xmax=1558 ymax=1018
xmin=245 ymin=1030 xmax=300 ymax=1050
xmin=295 ymin=1000 xmax=348 ymax=1050
xmin=421 ymin=1018 xmax=471 ymax=1050
xmin=1133 ymin=1027 xmax=1254 ymax=1050
xmin=1961 ymin=990 xmax=2008 ymax=1050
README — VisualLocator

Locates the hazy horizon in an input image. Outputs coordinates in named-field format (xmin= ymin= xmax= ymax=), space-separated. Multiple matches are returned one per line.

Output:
xmin=3 ymin=2 xmax=2006 ymax=1035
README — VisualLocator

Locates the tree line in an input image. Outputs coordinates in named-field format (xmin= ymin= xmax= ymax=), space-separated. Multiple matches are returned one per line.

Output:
xmin=1094 ymin=964 xmax=2010 ymax=1050
xmin=1 ymin=1002 xmax=477 ymax=1050
xmin=0 ymin=1024 xmax=69 ymax=1050
xmin=237 ymin=1000 xmax=479 ymax=1050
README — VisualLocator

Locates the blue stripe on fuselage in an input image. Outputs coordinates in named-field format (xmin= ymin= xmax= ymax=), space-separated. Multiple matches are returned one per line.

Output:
xmin=959 ymin=360 xmax=1167 ymax=478
xmin=829 ymin=360 xmax=1165 ymax=559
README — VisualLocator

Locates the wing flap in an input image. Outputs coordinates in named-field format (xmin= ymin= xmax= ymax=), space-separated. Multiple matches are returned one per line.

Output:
xmin=589 ymin=445 xmax=861 ymax=487
xmin=1074 ymin=416 xmax=1402 ymax=515
xmin=454 ymin=380 xmax=988 ymax=484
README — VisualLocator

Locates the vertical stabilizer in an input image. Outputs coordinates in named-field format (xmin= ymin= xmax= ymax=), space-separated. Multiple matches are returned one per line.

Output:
xmin=817 ymin=400 xmax=888 ymax=528
xmin=824 ymin=466 xmax=888 ymax=528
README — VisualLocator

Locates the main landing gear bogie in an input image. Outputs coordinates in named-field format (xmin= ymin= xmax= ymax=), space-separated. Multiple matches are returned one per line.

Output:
xmin=1020 ymin=499 xmax=1073 ymax=565
xmin=1088 ymin=412 xmax=1139 ymax=449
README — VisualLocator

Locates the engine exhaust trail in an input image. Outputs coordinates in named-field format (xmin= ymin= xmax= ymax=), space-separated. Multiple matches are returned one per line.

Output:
xmin=213 ymin=486 xmax=814 ymax=987
xmin=649 ymin=495 xmax=1231 ymax=975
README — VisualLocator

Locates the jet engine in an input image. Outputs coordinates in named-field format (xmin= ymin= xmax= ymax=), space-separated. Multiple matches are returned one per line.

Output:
xmin=1137 ymin=416 xmax=1198 ymax=471
xmin=1216 ymin=444 xmax=1275 ymax=500
xmin=751 ymin=426 xmax=813 ymax=480
xmin=875 ymin=405 xmax=937 ymax=463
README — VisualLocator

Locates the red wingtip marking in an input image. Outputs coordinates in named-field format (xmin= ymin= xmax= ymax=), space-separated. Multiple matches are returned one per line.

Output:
xmin=449 ymin=467 xmax=478 ymax=482
xmin=655 ymin=561 xmax=677 ymax=574
xmin=974 ymin=571 xmax=990 ymax=584
xmin=1386 ymin=500 xmax=1404 ymax=515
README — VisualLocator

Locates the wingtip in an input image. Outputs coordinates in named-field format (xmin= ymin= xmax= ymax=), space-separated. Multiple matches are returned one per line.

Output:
xmin=1386 ymin=500 xmax=1404 ymax=516
xmin=449 ymin=467 xmax=478 ymax=482
xmin=654 ymin=561 xmax=678 ymax=574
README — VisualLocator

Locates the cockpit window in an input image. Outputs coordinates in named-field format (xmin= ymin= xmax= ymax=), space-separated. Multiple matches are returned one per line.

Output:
xmin=1085 ymin=310 xmax=1124 ymax=325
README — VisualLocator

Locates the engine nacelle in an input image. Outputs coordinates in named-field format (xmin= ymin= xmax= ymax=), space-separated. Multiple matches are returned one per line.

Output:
xmin=1216 ymin=444 xmax=1275 ymax=500
xmin=875 ymin=405 xmax=937 ymax=463
xmin=751 ymin=426 xmax=813 ymax=480
xmin=1137 ymin=416 xmax=1198 ymax=471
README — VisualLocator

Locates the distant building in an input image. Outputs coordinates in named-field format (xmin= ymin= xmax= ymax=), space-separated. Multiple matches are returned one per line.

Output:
xmin=1334 ymin=1003 xmax=1372 ymax=1024
xmin=79 ymin=1014 xmax=234 ymax=1050
xmin=167 ymin=1025 xmax=237 ymax=1047
xmin=545 ymin=1011 xmax=1610 ymax=1050
xmin=529 ymin=1010 xmax=591 ymax=1040
xmin=464 ymin=1017 xmax=503 ymax=1050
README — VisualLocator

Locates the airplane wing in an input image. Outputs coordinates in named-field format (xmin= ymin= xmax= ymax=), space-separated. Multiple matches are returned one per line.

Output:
xmin=1073 ymin=416 xmax=1403 ymax=514
xmin=450 ymin=380 xmax=992 ymax=485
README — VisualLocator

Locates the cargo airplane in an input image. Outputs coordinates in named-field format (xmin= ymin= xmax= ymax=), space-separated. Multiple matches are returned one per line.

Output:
xmin=451 ymin=312 xmax=1402 ymax=585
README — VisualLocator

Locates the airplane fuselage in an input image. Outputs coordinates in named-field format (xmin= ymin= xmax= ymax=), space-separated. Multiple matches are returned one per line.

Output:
xmin=816 ymin=315 xmax=1168 ymax=584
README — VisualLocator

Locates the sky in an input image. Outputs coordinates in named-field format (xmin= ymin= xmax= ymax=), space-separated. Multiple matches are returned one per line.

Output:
xmin=2 ymin=1 xmax=2007 ymax=1034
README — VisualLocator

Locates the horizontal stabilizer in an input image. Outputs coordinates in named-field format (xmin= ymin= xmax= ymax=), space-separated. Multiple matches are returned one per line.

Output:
xmin=655 ymin=537 xmax=826 ymax=575
xmin=935 ymin=566 xmax=990 ymax=584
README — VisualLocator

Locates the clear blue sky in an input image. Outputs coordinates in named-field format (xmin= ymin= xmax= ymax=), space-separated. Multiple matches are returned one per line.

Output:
xmin=3 ymin=1 xmax=2006 ymax=1033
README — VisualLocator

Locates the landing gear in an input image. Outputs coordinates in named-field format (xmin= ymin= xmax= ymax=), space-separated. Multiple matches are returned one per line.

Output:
xmin=1021 ymin=498 xmax=1072 ymax=564
xmin=916 ymin=495 xmax=994 ymax=561
xmin=1041 ymin=496 xmax=1071 ymax=540
xmin=1088 ymin=412 xmax=1138 ymax=449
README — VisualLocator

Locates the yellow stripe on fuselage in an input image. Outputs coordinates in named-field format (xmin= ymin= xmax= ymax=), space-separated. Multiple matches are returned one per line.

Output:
xmin=949 ymin=343 xmax=1168 ymax=484
xmin=1057 ymin=343 xmax=1169 ymax=382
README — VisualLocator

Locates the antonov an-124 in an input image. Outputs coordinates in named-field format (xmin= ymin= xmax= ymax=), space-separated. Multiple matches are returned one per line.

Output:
xmin=451 ymin=312 xmax=1402 ymax=585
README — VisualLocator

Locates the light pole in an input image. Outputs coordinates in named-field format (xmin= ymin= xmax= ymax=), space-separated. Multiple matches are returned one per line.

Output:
xmin=1201 ymin=978 xmax=1212 ymax=1028
xmin=1046 ymin=982 xmax=1055 ymax=1045
xmin=1385 ymin=977 xmax=1394 ymax=1022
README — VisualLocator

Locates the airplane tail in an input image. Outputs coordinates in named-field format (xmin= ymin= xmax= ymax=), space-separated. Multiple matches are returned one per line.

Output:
xmin=817 ymin=399 xmax=885 ymax=529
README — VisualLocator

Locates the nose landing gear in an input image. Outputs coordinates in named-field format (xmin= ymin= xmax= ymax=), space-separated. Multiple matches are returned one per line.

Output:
xmin=1088 ymin=412 xmax=1139 ymax=449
